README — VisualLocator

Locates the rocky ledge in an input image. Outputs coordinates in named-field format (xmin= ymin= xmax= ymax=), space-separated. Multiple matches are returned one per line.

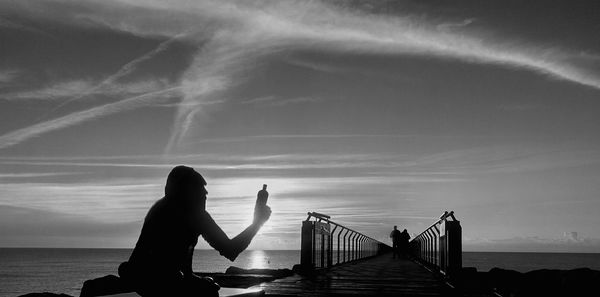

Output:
xmin=17 ymin=266 xmax=294 ymax=297
xmin=454 ymin=266 xmax=600 ymax=297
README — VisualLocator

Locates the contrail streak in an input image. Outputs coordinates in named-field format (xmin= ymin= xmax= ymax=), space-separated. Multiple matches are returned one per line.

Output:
xmin=160 ymin=0 xmax=600 ymax=152
xmin=39 ymin=34 xmax=184 ymax=119
xmin=3 ymin=0 xmax=600 ymax=151
xmin=0 ymin=87 xmax=181 ymax=149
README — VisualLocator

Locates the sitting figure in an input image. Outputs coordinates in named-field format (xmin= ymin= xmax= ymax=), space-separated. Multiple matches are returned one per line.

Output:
xmin=119 ymin=165 xmax=272 ymax=297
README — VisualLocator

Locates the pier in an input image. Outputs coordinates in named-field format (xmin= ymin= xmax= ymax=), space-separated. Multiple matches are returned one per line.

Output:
xmin=98 ymin=211 xmax=496 ymax=297
xmin=253 ymin=211 xmax=493 ymax=297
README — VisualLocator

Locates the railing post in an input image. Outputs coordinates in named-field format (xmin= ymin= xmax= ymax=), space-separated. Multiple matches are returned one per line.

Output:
xmin=349 ymin=233 xmax=354 ymax=261
xmin=329 ymin=225 xmax=338 ymax=267
xmin=409 ymin=211 xmax=462 ymax=278
xmin=441 ymin=219 xmax=462 ymax=276
xmin=358 ymin=235 xmax=363 ymax=259
xmin=321 ymin=225 xmax=326 ymax=268
xmin=301 ymin=220 xmax=314 ymax=269
xmin=337 ymin=227 xmax=343 ymax=265
xmin=424 ymin=232 xmax=429 ymax=264
xmin=362 ymin=237 xmax=366 ymax=258
xmin=426 ymin=230 xmax=434 ymax=265
xmin=343 ymin=229 xmax=349 ymax=263
xmin=356 ymin=234 xmax=361 ymax=260
xmin=355 ymin=234 xmax=360 ymax=260
xmin=432 ymin=226 xmax=439 ymax=267
xmin=301 ymin=211 xmax=392 ymax=269
xmin=351 ymin=233 xmax=358 ymax=261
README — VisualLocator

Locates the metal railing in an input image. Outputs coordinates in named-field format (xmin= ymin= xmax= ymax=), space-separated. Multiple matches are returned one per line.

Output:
xmin=300 ymin=212 xmax=390 ymax=270
xmin=409 ymin=211 xmax=462 ymax=276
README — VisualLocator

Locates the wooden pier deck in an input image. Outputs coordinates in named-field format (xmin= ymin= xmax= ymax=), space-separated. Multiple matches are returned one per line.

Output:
xmin=255 ymin=255 xmax=468 ymax=297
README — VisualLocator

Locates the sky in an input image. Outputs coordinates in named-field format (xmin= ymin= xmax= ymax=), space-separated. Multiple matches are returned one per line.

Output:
xmin=1 ymin=0 xmax=600 ymax=252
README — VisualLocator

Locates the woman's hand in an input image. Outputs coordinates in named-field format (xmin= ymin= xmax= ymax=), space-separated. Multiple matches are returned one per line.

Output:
xmin=253 ymin=204 xmax=271 ymax=226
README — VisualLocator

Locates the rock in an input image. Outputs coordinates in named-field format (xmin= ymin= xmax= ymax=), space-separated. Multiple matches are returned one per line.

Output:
xmin=485 ymin=267 xmax=600 ymax=297
xmin=79 ymin=274 xmax=133 ymax=297
xmin=451 ymin=267 xmax=496 ymax=295
xmin=487 ymin=267 xmax=524 ymax=296
xmin=225 ymin=266 xmax=293 ymax=278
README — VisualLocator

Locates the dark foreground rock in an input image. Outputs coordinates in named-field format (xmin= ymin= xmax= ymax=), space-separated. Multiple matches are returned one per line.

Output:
xmin=454 ymin=266 xmax=600 ymax=297
xmin=489 ymin=267 xmax=600 ymax=297
xmin=196 ymin=266 xmax=294 ymax=288
xmin=74 ymin=266 xmax=294 ymax=296
xmin=80 ymin=274 xmax=132 ymax=297
xmin=224 ymin=266 xmax=294 ymax=278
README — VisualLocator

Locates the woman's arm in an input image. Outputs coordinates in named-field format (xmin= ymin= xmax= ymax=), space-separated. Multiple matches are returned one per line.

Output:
xmin=200 ymin=206 xmax=271 ymax=261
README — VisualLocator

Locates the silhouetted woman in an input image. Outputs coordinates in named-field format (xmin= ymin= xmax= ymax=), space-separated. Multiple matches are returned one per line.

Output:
xmin=119 ymin=166 xmax=271 ymax=297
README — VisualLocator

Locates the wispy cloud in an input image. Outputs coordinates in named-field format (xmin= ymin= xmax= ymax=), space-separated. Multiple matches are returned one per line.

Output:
xmin=464 ymin=235 xmax=600 ymax=253
xmin=2 ymin=0 xmax=599 ymax=151
xmin=0 ymin=86 xmax=181 ymax=149
xmin=437 ymin=18 xmax=477 ymax=31
xmin=0 ymin=69 xmax=21 ymax=85
xmin=0 ymin=172 xmax=84 ymax=179
xmin=0 ymin=204 xmax=140 ymax=247
xmin=0 ymin=29 xmax=184 ymax=149
xmin=188 ymin=134 xmax=418 ymax=144
xmin=0 ymin=16 xmax=53 ymax=38
xmin=0 ymin=179 xmax=162 ymax=221
xmin=241 ymin=96 xmax=320 ymax=106
xmin=2 ymin=79 xmax=169 ymax=101
xmin=4 ymin=144 xmax=598 ymax=175
xmin=43 ymin=33 xmax=185 ymax=115
xmin=113 ymin=0 xmax=598 ymax=151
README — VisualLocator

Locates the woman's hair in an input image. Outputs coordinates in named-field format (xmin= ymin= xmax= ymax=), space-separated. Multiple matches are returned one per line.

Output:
xmin=164 ymin=165 xmax=207 ymax=197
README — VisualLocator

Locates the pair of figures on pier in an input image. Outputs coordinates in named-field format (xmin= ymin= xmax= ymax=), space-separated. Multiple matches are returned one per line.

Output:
xmin=390 ymin=225 xmax=410 ymax=259
xmin=119 ymin=166 xmax=271 ymax=297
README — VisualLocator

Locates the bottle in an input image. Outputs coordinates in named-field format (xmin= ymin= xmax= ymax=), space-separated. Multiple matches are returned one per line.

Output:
xmin=256 ymin=184 xmax=269 ymax=208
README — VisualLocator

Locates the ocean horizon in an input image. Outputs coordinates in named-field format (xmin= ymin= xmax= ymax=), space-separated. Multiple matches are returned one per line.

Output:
xmin=1 ymin=248 xmax=600 ymax=297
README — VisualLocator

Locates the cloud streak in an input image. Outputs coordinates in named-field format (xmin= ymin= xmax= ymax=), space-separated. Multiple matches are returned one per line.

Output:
xmin=42 ymin=33 xmax=184 ymax=116
xmin=1 ymin=0 xmax=599 ymax=151
xmin=3 ymin=79 xmax=169 ymax=101
xmin=117 ymin=0 xmax=599 ymax=151
xmin=0 ymin=86 xmax=180 ymax=149
xmin=0 ymin=69 xmax=21 ymax=85
xmin=241 ymin=96 xmax=320 ymax=106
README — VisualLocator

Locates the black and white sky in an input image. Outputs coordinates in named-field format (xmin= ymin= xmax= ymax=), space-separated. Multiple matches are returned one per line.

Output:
xmin=1 ymin=0 xmax=600 ymax=252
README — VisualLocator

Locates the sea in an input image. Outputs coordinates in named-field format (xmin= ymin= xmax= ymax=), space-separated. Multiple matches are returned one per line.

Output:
xmin=1 ymin=249 xmax=600 ymax=297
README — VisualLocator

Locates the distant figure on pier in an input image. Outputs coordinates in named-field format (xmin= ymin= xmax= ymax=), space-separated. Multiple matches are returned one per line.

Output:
xmin=390 ymin=225 xmax=402 ymax=259
xmin=400 ymin=229 xmax=410 ymax=256
xmin=118 ymin=165 xmax=272 ymax=297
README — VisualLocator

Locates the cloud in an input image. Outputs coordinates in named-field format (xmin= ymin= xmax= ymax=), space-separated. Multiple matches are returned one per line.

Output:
xmin=3 ymin=143 xmax=598 ymax=178
xmin=0 ymin=16 xmax=53 ymax=38
xmin=437 ymin=18 xmax=476 ymax=31
xmin=241 ymin=96 xmax=320 ymax=106
xmin=0 ymin=86 xmax=181 ymax=149
xmin=0 ymin=151 xmax=442 ymax=173
xmin=0 ymin=179 xmax=162 ymax=221
xmin=0 ymin=204 xmax=140 ymax=247
xmin=2 ymin=0 xmax=600 ymax=151
xmin=3 ymin=79 xmax=169 ymax=101
xmin=0 ymin=69 xmax=21 ymax=85
xmin=497 ymin=103 xmax=545 ymax=111
xmin=0 ymin=29 xmax=183 ymax=149
xmin=0 ymin=172 xmax=84 ymax=179
xmin=284 ymin=58 xmax=349 ymax=74
xmin=464 ymin=235 xmax=600 ymax=253
xmin=105 ymin=0 xmax=597 ymax=151
xmin=43 ymin=33 xmax=185 ymax=115
xmin=188 ymin=134 xmax=417 ymax=144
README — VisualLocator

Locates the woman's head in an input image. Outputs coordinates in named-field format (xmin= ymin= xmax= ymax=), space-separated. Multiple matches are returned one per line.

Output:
xmin=165 ymin=166 xmax=207 ymax=207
